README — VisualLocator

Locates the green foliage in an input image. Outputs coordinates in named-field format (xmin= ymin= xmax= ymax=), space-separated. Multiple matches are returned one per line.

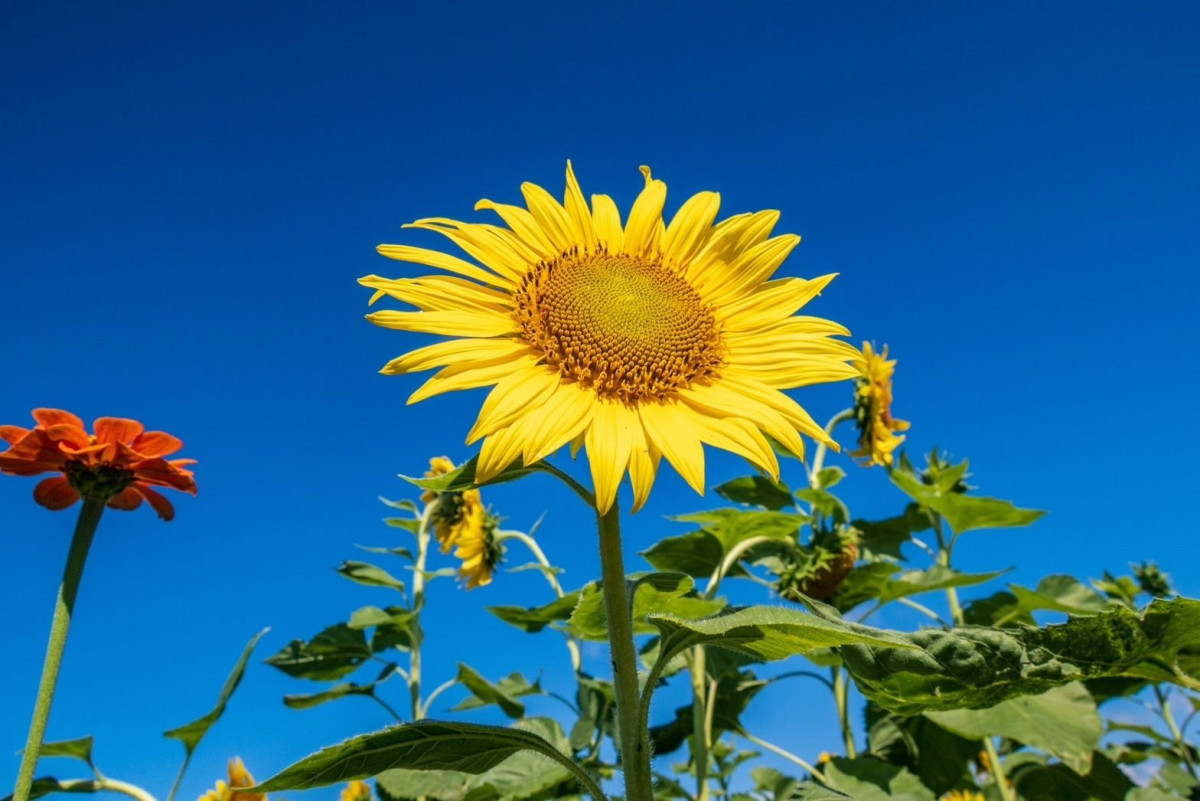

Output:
xmin=452 ymin=665 xmax=541 ymax=718
xmin=487 ymin=591 xmax=581 ymax=633
xmin=283 ymin=663 xmax=399 ymax=710
xmin=570 ymin=573 xmax=726 ymax=640
xmin=714 ymin=475 xmax=795 ymax=510
xmin=841 ymin=598 xmax=1200 ymax=714
xmin=164 ymin=628 xmax=267 ymax=755
xmin=265 ymin=623 xmax=373 ymax=681
xmin=820 ymin=757 xmax=935 ymax=800
xmin=34 ymin=738 xmax=96 ymax=775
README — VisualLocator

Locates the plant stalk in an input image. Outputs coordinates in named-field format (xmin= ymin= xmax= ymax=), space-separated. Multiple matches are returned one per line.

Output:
xmin=688 ymin=649 xmax=710 ymax=801
xmin=982 ymin=736 xmax=1016 ymax=801
xmin=831 ymin=667 xmax=857 ymax=758
xmin=410 ymin=501 xmax=435 ymax=721
xmin=13 ymin=497 xmax=106 ymax=801
xmin=596 ymin=502 xmax=652 ymax=801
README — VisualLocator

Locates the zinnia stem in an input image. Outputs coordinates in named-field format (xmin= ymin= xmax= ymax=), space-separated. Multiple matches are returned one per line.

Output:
xmin=596 ymin=502 xmax=652 ymax=801
xmin=13 ymin=496 xmax=106 ymax=801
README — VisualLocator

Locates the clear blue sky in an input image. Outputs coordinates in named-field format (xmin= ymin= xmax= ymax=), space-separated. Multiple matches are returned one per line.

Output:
xmin=3 ymin=1 xmax=1198 ymax=796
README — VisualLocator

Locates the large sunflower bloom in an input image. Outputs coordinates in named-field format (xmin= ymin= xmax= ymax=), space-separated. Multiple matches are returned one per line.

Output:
xmin=0 ymin=409 xmax=196 ymax=520
xmin=363 ymin=164 xmax=859 ymax=513
xmin=850 ymin=342 xmax=910 ymax=467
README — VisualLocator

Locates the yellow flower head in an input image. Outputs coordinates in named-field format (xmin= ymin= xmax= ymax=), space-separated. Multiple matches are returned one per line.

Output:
xmin=816 ymin=751 xmax=835 ymax=765
xmin=850 ymin=342 xmax=910 ymax=467
xmin=339 ymin=781 xmax=372 ymax=801
xmin=198 ymin=758 xmax=265 ymax=801
xmin=364 ymin=164 xmax=858 ymax=513
xmin=422 ymin=456 xmax=503 ymax=589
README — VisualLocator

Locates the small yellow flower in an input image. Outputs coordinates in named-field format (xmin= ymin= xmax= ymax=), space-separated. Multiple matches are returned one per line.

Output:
xmin=816 ymin=751 xmax=835 ymax=765
xmin=940 ymin=791 xmax=984 ymax=801
xmin=422 ymin=457 xmax=504 ymax=589
xmin=339 ymin=781 xmax=372 ymax=801
xmin=198 ymin=758 xmax=265 ymax=801
xmin=850 ymin=342 xmax=910 ymax=467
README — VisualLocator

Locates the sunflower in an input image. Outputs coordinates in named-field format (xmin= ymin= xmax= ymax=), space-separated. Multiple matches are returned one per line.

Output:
xmin=422 ymin=456 xmax=503 ymax=589
xmin=363 ymin=164 xmax=859 ymax=513
xmin=198 ymin=758 xmax=265 ymax=801
xmin=939 ymin=791 xmax=984 ymax=801
xmin=850 ymin=342 xmax=910 ymax=468
xmin=339 ymin=782 xmax=372 ymax=801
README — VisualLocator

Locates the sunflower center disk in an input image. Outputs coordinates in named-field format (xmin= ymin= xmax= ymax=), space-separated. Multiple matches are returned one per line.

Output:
xmin=515 ymin=251 xmax=724 ymax=403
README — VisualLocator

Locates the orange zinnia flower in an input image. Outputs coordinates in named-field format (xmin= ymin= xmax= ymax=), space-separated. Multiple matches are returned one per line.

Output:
xmin=0 ymin=408 xmax=196 ymax=520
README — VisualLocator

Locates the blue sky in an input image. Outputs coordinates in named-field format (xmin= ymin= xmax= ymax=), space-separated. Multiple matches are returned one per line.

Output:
xmin=3 ymin=1 xmax=1198 ymax=796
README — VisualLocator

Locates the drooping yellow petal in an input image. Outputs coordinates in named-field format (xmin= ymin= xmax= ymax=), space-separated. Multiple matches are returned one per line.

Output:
xmin=678 ymin=382 xmax=808 ymax=460
xmin=622 ymin=166 xmax=667 ymax=257
xmin=638 ymin=401 xmax=706 ymax=496
xmin=522 ymin=384 xmax=596 ymax=464
xmin=586 ymin=401 xmax=635 ymax=515
xmin=521 ymin=182 xmax=578 ymax=252
xmin=627 ymin=412 xmax=660 ymax=513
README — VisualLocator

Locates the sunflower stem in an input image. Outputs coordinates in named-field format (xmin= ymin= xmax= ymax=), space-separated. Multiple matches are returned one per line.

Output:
xmin=687 ymin=648 xmax=710 ymax=801
xmin=410 ymin=501 xmax=435 ymax=720
xmin=13 ymin=496 xmax=106 ymax=801
xmin=596 ymin=502 xmax=653 ymax=801
xmin=808 ymin=409 xmax=854 ymax=487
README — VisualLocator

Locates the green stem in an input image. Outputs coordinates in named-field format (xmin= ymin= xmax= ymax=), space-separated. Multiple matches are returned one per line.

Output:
xmin=533 ymin=462 xmax=596 ymax=507
xmin=982 ymin=737 xmax=1016 ymax=801
xmin=738 ymin=730 xmax=821 ymax=776
xmin=688 ymin=649 xmax=710 ymax=801
xmin=808 ymin=409 xmax=855 ymax=487
xmin=501 ymin=529 xmax=583 ymax=673
xmin=1156 ymin=686 xmax=1198 ymax=779
xmin=410 ymin=502 xmax=434 ymax=720
xmin=597 ymin=502 xmax=652 ymax=801
xmin=46 ymin=779 xmax=157 ymax=801
xmin=13 ymin=497 xmax=105 ymax=801
xmin=831 ymin=667 xmax=857 ymax=758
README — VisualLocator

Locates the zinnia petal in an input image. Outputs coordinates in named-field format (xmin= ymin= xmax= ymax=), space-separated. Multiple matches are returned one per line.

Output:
xmin=33 ymin=476 xmax=80 ymax=511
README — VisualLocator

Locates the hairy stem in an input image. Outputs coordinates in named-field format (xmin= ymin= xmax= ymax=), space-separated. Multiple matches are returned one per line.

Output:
xmin=13 ymin=497 xmax=105 ymax=801
xmin=410 ymin=501 xmax=435 ymax=720
xmin=597 ymin=502 xmax=652 ymax=801
xmin=688 ymin=649 xmax=710 ymax=801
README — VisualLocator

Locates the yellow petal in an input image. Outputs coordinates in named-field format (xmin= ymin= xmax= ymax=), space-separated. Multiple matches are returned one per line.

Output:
xmin=638 ymin=401 xmax=706 ymax=496
xmin=719 ymin=274 xmax=838 ymax=329
xmin=408 ymin=357 xmax=520 ymax=404
xmin=703 ymin=234 xmax=800 ymax=305
xmin=380 ymin=338 xmax=531 ymax=375
xmin=627 ymin=411 xmax=660 ymax=513
xmin=358 ymin=275 xmax=512 ymax=313
xmin=476 ymin=422 xmax=526 ymax=483
xmin=523 ymin=383 xmax=596 ymax=464
xmin=591 ymin=194 xmax=624 ymax=252
xmin=622 ymin=166 xmax=667 ymax=257
xmin=474 ymin=199 xmax=557 ymax=258
xmin=375 ymin=244 xmax=510 ymax=288
xmin=366 ymin=309 xmax=517 ymax=338
xmin=467 ymin=366 xmax=561 ymax=443
xmin=563 ymin=161 xmax=598 ymax=251
xmin=693 ymin=415 xmax=779 ymax=480
xmin=521 ymin=182 xmax=577 ymax=252
xmin=586 ymin=401 xmax=634 ymax=514
xmin=661 ymin=191 xmax=720 ymax=270
xmin=678 ymin=382 xmax=807 ymax=460
xmin=405 ymin=219 xmax=529 ymax=282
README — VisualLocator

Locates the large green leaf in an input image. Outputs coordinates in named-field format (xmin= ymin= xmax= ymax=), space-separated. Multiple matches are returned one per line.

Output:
xmin=890 ymin=471 xmax=1043 ymax=534
xmin=452 ymin=665 xmax=541 ymax=719
xmin=641 ymin=530 xmax=733 ymax=577
xmin=842 ymin=598 xmax=1200 ymax=714
xmin=1006 ymin=750 xmax=1132 ymax=801
xmin=487 ymin=591 xmax=581 ymax=633
xmin=714 ymin=476 xmax=795 ymax=510
xmin=570 ymin=573 xmax=726 ymax=640
xmin=865 ymin=702 xmax=978 ymax=795
xmin=164 ymin=628 xmax=268 ymax=755
xmin=925 ymin=683 xmax=1101 ymax=773
xmin=647 ymin=604 xmax=914 ymax=667
xmin=265 ymin=623 xmax=371 ymax=680
xmin=642 ymin=508 xmax=804 ymax=577
xmin=820 ymin=757 xmax=935 ymax=801
xmin=249 ymin=720 xmax=579 ymax=791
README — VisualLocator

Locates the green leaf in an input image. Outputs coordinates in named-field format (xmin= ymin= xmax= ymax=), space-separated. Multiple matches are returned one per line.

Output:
xmin=644 ymin=508 xmax=805 ymax=577
xmin=357 ymin=544 xmax=415 ymax=560
xmin=965 ymin=575 xmax=1114 ymax=627
xmin=890 ymin=470 xmax=1043 ymax=534
xmin=3 ymin=778 xmax=101 ymax=801
xmin=794 ymin=488 xmax=848 ymax=526
xmin=486 ymin=591 xmax=581 ymax=633
xmin=248 ymin=720 xmax=576 ymax=792
xmin=402 ymin=456 xmax=537 ymax=493
xmin=452 ymin=665 xmax=541 ymax=719
xmin=570 ymin=573 xmax=726 ymax=640
xmin=284 ymin=663 xmax=399 ymax=711
xmin=36 ymin=737 xmax=96 ymax=774
xmin=841 ymin=598 xmax=1200 ymax=714
xmin=834 ymin=565 xmax=1006 ymax=612
xmin=816 ymin=466 xmax=846 ymax=490
xmin=926 ymin=683 xmax=1101 ymax=773
xmin=648 ymin=604 xmax=914 ymax=669
xmin=865 ymin=702 xmax=978 ymax=795
xmin=1007 ymin=749 xmax=1132 ymax=801
xmin=789 ymin=784 xmax=852 ymax=801
xmin=853 ymin=505 xmax=932 ymax=562
xmin=337 ymin=561 xmax=407 ymax=593
xmin=641 ymin=530 xmax=732 ymax=577
xmin=164 ymin=628 xmax=267 ymax=756
xmin=714 ymin=476 xmax=794 ymax=510
xmin=821 ymin=757 xmax=936 ymax=801
xmin=265 ymin=624 xmax=371 ymax=681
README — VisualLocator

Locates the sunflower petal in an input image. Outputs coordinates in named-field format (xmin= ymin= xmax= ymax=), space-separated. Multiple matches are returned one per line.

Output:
xmin=381 ymin=338 xmax=531 ymax=376
xmin=622 ymin=166 xmax=667 ymax=257
xmin=563 ymin=161 xmax=597 ymax=251
xmin=366 ymin=309 xmax=518 ymax=338
xmin=661 ymin=191 xmax=720 ymax=270
xmin=408 ymin=357 xmax=523 ymax=404
xmin=522 ymin=383 xmax=596 ymax=465
xmin=586 ymin=401 xmax=634 ymax=514
xmin=591 ymin=194 xmax=624 ymax=252
xmin=375 ymin=244 xmax=510 ymax=288
xmin=467 ymin=366 xmax=561 ymax=443
xmin=638 ymin=401 xmax=706 ymax=496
